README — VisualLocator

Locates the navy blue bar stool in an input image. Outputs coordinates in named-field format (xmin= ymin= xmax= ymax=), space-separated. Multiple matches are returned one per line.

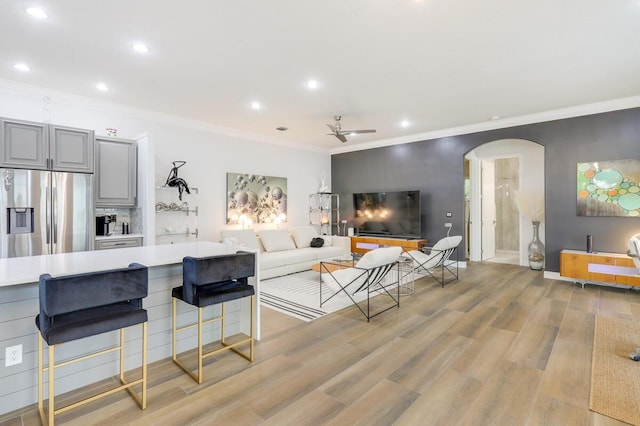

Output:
xmin=35 ymin=263 xmax=148 ymax=425
xmin=172 ymin=252 xmax=256 ymax=383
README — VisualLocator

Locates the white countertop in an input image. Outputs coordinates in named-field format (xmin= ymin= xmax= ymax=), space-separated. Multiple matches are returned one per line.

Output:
xmin=95 ymin=233 xmax=144 ymax=241
xmin=0 ymin=241 xmax=248 ymax=287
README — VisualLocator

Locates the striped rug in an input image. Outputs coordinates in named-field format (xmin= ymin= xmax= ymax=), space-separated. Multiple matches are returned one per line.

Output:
xmin=259 ymin=270 xmax=371 ymax=322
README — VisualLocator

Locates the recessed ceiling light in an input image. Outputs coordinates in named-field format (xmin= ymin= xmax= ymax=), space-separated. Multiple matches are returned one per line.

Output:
xmin=490 ymin=115 xmax=501 ymax=120
xmin=131 ymin=43 xmax=149 ymax=53
xmin=14 ymin=63 xmax=30 ymax=72
xmin=251 ymin=101 xmax=261 ymax=110
xmin=400 ymin=120 xmax=410 ymax=128
xmin=306 ymin=79 xmax=319 ymax=90
xmin=96 ymin=82 xmax=109 ymax=92
xmin=26 ymin=7 xmax=47 ymax=19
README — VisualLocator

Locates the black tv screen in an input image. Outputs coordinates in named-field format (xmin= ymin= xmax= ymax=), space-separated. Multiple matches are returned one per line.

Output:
xmin=353 ymin=190 xmax=421 ymax=238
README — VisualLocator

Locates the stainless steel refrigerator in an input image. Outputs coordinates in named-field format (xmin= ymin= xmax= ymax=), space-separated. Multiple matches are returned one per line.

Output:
xmin=0 ymin=168 xmax=93 ymax=258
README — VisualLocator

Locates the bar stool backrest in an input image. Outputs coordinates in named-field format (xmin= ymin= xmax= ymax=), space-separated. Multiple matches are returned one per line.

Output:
xmin=38 ymin=263 xmax=148 ymax=332
xmin=182 ymin=252 xmax=255 ymax=304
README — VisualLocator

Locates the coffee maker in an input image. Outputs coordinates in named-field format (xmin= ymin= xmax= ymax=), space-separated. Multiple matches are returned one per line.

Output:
xmin=96 ymin=214 xmax=116 ymax=236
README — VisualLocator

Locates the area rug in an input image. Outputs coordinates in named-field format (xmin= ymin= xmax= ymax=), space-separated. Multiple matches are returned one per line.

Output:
xmin=259 ymin=270 xmax=373 ymax=322
xmin=590 ymin=316 xmax=640 ymax=425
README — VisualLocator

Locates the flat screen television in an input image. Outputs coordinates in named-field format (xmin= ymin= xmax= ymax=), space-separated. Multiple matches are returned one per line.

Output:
xmin=353 ymin=190 xmax=421 ymax=238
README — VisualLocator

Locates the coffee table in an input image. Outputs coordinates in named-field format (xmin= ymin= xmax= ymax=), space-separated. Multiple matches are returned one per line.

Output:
xmin=311 ymin=259 xmax=354 ymax=273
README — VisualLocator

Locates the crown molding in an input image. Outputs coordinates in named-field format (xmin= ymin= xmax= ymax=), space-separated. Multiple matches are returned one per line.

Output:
xmin=329 ymin=95 xmax=640 ymax=155
xmin=0 ymin=78 xmax=327 ymax=154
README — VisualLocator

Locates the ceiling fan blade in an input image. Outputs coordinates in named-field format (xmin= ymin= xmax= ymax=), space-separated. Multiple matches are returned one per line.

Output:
xmin=336 ymin=133 xmax=348 ymax=143
xmin=326 ymin=123 xmax=337 ymax=133
xmin=341 ymin=129 xmax=376 ymax=135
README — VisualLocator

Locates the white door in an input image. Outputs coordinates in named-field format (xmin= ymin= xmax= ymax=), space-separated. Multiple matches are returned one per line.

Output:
xmin=481 ymin=160 xmax=496 ymax=260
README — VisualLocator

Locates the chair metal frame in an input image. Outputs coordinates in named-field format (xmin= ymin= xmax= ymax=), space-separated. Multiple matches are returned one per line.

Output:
xmin=404 ymin=243 xmax=460 ymax=287
xmin=172 ymin=295 xmax=255 ymax=384
xmin=38 ymin=325 xmax=147 ymax=425
xmin=319 ymin=260 xmax=400 ymax=322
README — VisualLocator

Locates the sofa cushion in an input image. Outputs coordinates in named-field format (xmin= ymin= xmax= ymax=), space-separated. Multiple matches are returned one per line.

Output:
xmin=289 ymin=226 xmax=319 ymax=248
xmin=220 ymin=229 xmax=263 ymax=252
xmin=260 ymin=230 xmax=296 ymax=252
xmin=259 ymin=251 xmax=288 ymax=269
xmin=301 ymin=245 xmax=344 ymax=261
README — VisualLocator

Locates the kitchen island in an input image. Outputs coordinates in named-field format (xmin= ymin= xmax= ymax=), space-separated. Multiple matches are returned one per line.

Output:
xmin=0 ymin=241 xmax=260 ymax=416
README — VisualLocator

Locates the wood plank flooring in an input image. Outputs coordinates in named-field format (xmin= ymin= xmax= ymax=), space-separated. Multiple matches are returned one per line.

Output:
xmin=3 ymin=262 xmax=640 ymax=425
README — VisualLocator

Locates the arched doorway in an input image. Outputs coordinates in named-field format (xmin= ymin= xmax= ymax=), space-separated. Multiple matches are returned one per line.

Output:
xmin=465 ymin=139 xmax=544 ymax=266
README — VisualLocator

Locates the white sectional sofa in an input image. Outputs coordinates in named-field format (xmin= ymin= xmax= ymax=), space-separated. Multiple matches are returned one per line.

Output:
xmin=220 ymin=226 xmax=351 ymax=279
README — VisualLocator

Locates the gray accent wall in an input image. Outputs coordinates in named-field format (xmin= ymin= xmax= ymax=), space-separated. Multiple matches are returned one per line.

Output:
xmin=332 ymin=107 xmax=640 ymax=272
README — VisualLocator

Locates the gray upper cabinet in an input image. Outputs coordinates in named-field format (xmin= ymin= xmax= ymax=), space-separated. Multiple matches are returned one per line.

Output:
xmin=95 ymin=137 xmax=137 ymax=207
xmin=0 ymin=118 xmax=94 ymax=172
xmin=50 ymin=125 xmax=94 ymax=173
xmin=0 ymin=118 xmax=49 ymax=169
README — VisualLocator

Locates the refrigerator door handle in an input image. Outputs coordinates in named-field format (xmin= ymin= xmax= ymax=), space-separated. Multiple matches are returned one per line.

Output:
xmin=46 ymin=181 xmax=51 ymax=245
xmin=52 ymin=186 xmax=57 ymax=244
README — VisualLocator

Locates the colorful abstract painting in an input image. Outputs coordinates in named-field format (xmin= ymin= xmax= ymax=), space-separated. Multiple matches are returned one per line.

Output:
xmin=577 ymin=159 xmax=640 ymax=217
xmin=226 ymin=172 xmax=287 ymax=224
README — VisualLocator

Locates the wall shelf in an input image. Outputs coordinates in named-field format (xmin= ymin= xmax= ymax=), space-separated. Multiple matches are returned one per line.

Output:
xmin=309 ymin=193 xmax=339 ymax=235
xmin=155 ymin=186 xmax=198 ymax=243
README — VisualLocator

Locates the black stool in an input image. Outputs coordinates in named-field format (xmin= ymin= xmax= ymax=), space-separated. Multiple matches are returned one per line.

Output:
xmin=172 ymin=252 xmax=256 ymax=383
xmin=35 ymin=263 xmax=148 ymax=425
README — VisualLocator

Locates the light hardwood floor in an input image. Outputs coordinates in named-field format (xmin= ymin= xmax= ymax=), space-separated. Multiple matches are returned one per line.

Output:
xmin=3 ymin=262 xmax=640 ymax=425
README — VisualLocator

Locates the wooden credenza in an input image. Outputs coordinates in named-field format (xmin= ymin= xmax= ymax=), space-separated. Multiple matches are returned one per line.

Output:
xmin=350 ymin=236 xmax=427 ymax=254
xmin=560 ymin=249 xmax=640 ymax=287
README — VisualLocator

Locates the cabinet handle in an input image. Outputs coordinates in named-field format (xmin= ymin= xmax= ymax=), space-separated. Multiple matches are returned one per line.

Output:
xmin=114 ymin=242 xmax=126 ymax=246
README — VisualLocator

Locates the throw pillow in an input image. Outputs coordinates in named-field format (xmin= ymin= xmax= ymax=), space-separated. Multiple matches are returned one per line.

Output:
xmin=259 ymin=229 xmax=296 ymax=252
xmin=310 ymin=237 xmax=324 ymax=248
xmin=220 ymin=229 xmax=262 ymax=252
xmin=290 ymin=226 xmax=319 ymax=248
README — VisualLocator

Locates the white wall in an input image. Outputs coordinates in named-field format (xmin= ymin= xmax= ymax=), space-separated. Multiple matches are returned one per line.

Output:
xmin=0 ymin=80 xmax=331 ymax=242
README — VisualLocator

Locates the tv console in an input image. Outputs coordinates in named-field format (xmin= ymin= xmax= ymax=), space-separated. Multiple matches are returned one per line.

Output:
xmin=350 ymin=235 xmax=427 ymax=255
xmin=560 ymin=249 xmax=640 ymax=288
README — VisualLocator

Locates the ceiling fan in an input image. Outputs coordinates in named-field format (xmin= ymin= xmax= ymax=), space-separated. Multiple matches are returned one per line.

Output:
xmin=326 ymin=115 xmax=376 ymax=143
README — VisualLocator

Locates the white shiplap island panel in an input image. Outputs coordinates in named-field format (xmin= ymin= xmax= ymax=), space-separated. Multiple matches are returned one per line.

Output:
xmin=0 ymin=241 xmax=260 ymax=416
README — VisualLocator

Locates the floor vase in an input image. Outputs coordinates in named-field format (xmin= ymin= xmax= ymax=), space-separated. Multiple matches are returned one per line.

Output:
xmin=528 ymin=221 xmax=545 ymax=270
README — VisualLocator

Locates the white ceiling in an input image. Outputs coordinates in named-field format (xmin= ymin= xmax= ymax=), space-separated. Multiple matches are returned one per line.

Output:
xmin=1 ymin=0 xmax=639 ymax=150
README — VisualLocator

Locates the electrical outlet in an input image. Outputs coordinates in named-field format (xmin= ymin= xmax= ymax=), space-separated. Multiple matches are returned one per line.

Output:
xmin=444 ymin=223 xmax=452 ymax=228
xmin=446 ymin=212 xmax=452 ymax=217
xmin=5 ymin=344 xmax=22 ymax=367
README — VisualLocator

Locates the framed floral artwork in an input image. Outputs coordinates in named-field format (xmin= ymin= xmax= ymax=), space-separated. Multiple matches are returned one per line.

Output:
xmin=577 ymin=159 xmax=640 ymax=217
xmin=226 ymin=172 xmax=287 ymax=225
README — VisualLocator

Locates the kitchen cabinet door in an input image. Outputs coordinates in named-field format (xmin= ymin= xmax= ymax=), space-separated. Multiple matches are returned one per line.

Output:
xmin=0 ymin=118 xmax=49 ymax=169
xmin=50 ymin=125 xmax=94 ymax=173
xmin=95 ymin=137 xmax=137 ymax=207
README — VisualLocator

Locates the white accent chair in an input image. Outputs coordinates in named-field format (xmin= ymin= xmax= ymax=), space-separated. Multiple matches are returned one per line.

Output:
xmin=319 ymin=246 xmax=402 ymax=322
xmin=405 ymin=235 xmax=462 ymax=287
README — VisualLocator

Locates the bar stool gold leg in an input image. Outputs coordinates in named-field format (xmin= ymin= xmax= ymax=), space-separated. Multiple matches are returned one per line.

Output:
xmin=142 ymin=322 xmax=148 ymax=409
xmin=221 ymin=303 xmax=226 ymax=345
xmin=172 ymin=298 xmax=177 ymax=362
xmin=37 ymin=335 xmax=43 ymax=424
xmin=48 ymin=345 xmax=54 ymax=426
xmin=250 ymin=295 xmax=255 ymax=362
xmin=198 ymin=307 xmax=203 ymax=384
xmin=120 ymin=329 xmax=125 ymax=383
